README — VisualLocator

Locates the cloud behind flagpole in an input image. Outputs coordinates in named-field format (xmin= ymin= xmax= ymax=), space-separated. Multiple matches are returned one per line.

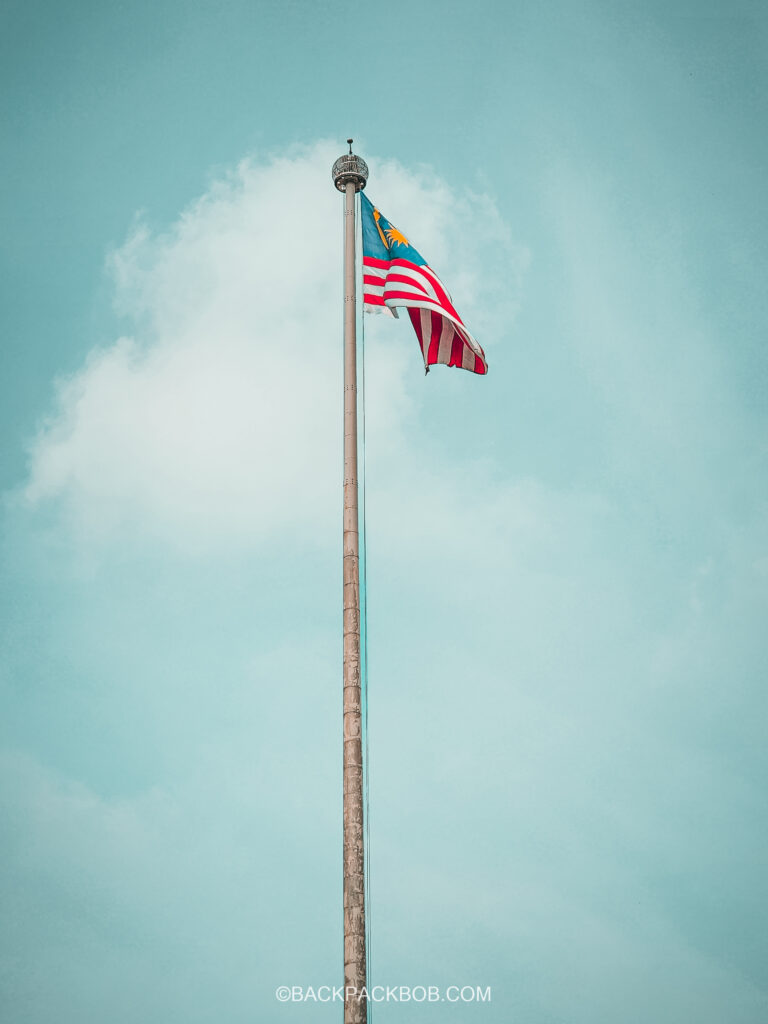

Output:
xmin=19 ymin=141 xmax=526 ymax=555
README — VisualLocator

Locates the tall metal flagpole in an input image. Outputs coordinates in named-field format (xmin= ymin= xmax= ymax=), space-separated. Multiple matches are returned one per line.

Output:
xmin=332 ymin=141 xmax=369 ymax=1024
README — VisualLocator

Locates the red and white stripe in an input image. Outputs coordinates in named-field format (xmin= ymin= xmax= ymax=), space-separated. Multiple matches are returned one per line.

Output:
xmin=363 ymin=256 xmax=487 ymax=375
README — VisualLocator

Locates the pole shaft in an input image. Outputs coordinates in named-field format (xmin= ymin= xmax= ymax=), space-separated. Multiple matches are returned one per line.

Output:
xmin=342 ymin=180 xmax=367 ymax=1023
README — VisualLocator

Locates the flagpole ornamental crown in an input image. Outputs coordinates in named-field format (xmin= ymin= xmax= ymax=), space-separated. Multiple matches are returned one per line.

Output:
xmin=332 ymin=152 xmax=368 ymax=192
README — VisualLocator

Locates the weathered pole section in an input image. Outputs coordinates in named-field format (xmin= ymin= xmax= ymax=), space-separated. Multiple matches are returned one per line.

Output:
xmin=332 ymin=142 xmax=369 ymax=1024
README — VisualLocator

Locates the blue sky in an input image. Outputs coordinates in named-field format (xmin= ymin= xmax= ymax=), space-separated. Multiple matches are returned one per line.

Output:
xmin=1 ymin=2 xmax=767 ymax=1022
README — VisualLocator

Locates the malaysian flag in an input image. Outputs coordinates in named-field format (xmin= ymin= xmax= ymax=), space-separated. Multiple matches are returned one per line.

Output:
xmin=360 ymin=192 xmax=488 ymax=375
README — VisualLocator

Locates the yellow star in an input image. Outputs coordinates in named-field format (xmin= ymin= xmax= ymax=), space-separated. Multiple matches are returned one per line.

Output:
xmin=384 ymin=225 xmax=410 ymax=248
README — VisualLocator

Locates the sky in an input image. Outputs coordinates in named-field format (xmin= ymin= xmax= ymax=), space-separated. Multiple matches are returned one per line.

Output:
xmin=1 ymin=1 xmax=767 ymax=1022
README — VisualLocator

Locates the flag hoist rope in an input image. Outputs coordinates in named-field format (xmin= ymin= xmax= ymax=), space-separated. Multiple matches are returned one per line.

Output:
xmin=359 ymin=204 xmax=373 ymax=1021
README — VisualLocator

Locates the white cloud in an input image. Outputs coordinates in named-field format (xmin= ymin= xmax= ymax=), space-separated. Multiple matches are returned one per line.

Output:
xmin=20 ymin=141 xmax=525 ymax=554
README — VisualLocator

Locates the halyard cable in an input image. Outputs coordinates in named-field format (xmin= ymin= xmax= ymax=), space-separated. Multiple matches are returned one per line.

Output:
xmin=358 ymin=190 xmax=373 ymax=1020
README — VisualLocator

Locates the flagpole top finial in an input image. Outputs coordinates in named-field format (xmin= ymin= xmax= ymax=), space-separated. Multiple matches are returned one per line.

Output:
xmin=333 ymin=144 xmax=368 ymax=192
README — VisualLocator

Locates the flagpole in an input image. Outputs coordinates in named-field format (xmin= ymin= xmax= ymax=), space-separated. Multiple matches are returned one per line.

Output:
xmin=333 ymin=141 xmax=369 ymax=1024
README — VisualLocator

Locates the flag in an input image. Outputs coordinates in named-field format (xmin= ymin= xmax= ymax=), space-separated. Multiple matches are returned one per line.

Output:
xmin=360 ymin=192 xmax=488 ymax=375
